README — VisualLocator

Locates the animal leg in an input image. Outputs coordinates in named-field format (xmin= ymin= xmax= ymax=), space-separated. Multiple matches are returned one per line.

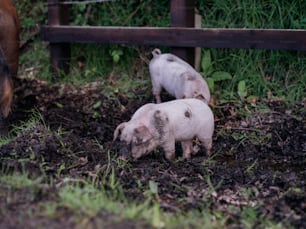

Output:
xmin=181 ymin=140 xmax=193 ymax=159
xmin=162 ymin=141 xmax=176 ymax=160
xmin=200 ymin=137 xmax=212 ymax=157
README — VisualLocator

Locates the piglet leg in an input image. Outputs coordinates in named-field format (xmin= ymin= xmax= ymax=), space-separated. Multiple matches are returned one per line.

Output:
xmin=201 ymin=137 xmax=212 ymax=157
xmin=151 ymin=82 xmax=162 ymax=103
xmin=162 ymin=140 xmax=176 ymax=160
xmin=181 ymin=140 xmax=193 ymax=159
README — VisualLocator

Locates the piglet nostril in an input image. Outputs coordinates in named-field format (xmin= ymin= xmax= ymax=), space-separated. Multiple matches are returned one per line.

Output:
xmin=119 ymin=141 xmax=130 ymax=159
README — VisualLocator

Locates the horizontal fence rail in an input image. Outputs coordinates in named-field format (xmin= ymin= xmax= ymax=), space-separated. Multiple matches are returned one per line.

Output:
xmin=41 ymin=26 xmax=306 ymax=51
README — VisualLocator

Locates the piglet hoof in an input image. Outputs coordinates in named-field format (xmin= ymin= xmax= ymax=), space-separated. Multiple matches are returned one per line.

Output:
xmin=192 ymin=145 xmax=200 ymax=155
xmin=206 ymin=150 xmax=212 ymax=157
xmin=182 ymin=155 xmax=191 ymax=161
xmin=118 ymin=155 xmax=128 ymax=161
xmin=182 ymin=150 xmax=192 ymax=160
xmin=165 ymin=151 xmax=175 ymax=161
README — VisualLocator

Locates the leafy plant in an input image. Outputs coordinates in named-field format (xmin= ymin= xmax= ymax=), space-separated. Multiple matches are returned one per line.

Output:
xmin=71 ymin=3 xmax=88 ymax=26
xmin=144 ymin=180 xmax=159 ymax=200
xmin=152 ymin=202 xmax=165 ymax=228
xmin=200 ymin=50 xmax=232 ymax=93
xmin=110 ymin=49 xmax=123 ymax=63
xmin=241 ymin=206 xmax=259 ymax=229
xmin=238 ymin=80 xmax=248 ymax=100
xmin=0 ymin=173 xmax=37 ymax=189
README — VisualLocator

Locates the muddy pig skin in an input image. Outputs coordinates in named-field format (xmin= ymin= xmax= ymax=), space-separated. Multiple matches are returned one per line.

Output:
xmin=113 ymin=98 xmax=214 ymax=160
xmin=149 ymin=48 xmax=210 ymax=104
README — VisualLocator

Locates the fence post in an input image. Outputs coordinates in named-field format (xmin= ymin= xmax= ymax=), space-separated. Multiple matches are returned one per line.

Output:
xmin=171 ymin=0 xmax=195 ymax=66
xmin=47 ymin=0 xmax=71 ymax=78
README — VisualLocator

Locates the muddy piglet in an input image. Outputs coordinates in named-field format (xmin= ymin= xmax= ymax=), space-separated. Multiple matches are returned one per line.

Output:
xmin=149 ymin=48 xmax=210 ymax=104
xmin=113 ymin=98 xmax=214 ymax=160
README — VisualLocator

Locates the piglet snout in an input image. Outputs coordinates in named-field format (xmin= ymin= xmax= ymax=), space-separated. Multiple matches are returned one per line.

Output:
xmin=118 ymin=141 xmax=131 ymax=160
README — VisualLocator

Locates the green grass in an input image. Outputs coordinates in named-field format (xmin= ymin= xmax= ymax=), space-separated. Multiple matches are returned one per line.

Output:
xmin=15 ymin=0 xmax=306 ymax=102
xmin=2 ymin=1 xmax=304 ymax=228
xmin=197 ymin=0 xmax=306 ymax=101
xmin=198 ymin=0 xmax=306 ymax=29
xmin=0 ymin=172 xmax=38 ymax=189
xmin=0 ymin=109 xmax=46 ymax=147
xmin=19 ymin=40 xmax=51 ymax=81
xmin=205 ymin=49 xmax=306 ymax=101
xmin=0 ymin=170 xmax=285 ymax=229
xmin=70 ymin=1 xmax=170 ymax=27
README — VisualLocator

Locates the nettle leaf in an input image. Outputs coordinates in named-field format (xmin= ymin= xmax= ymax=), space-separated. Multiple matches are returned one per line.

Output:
xmin=207 ymin=77 xmax=215 ymax=92
xmin=211 ymin=71 xmax=232 ymax=81
xmin=149 ymin=180 xmax=158 ymax=194
xmin=238 ymin=80 xmax=247 ymax=99
xmin=113 ymin=54 xmax=120 ymax=63
xmin=110 ymin=49 xmax=123 ymax=63
xmin=93 ymin=101 xmax=101 ymax=109
xmin=152 ymin=203 xmax=165 ymax=228
xmin=23 ymin=18 xmax=35 ymax=27
xmin=201 ymin=50 xmax=212 ymax=73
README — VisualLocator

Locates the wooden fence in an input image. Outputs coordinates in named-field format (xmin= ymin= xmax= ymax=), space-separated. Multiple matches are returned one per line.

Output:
xmin=41 ymin=0 xmax=306 ymax=77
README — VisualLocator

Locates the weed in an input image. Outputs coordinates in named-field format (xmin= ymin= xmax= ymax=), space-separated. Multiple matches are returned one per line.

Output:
xmin=58 ymin=181 xmax=160 ymax=227
xmin=164 ymin=210 xmax=225 ymax=229
xmin=19 ymin=41 xmax=52 ymax=81
xmin=0 ymin=135 xmax=13 ymax=147
xmin=59 ymin=184 xmax=105 ymax=216
xmin=241 ymin=205 xmax=260 ymax=229
xmin=245 ymin=159 xmax=258 ymax=175
xmin=200 ymin=49 xmax=232 ymax=93
xmin=10 ymin=109 xmax=47 ymax=136
xmin=195 ymin=0 xmax=305 ymax=101
xmin=15 ymin=0 xmax=305 ymax=102
xmin=0 ymin=172 xmax=36 ymax=189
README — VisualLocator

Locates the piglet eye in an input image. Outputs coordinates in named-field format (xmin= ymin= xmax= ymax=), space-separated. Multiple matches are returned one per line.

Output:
xmin=132 ymin=136 xmax=142 ymax=145
xmin=196 ymin=94 xmax=205 ymax=100
xmin=135 ymin=137 xmax=143 ymax=145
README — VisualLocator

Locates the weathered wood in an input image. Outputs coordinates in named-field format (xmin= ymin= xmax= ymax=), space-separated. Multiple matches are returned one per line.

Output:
xmin=171 ymin=0 xmax=195 ymax=65
xmin=41 ymin=26 xmax=306 ymax=51
xmin=194 ymin=13 xmax=202 ymax=71
xmin=47 ymin=0 xmax=70 ymax=78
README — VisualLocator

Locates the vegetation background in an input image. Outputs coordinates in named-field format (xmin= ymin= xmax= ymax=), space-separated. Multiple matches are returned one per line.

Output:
xmin=0 ymin=1 xmax=304 ymax=228
xmin=17 ymin=0 xmax=306 ymax=102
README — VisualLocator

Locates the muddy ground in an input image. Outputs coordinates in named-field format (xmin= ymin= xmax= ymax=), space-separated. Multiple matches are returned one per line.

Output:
xmin=0 ymin=76 xmax=305 ymax=228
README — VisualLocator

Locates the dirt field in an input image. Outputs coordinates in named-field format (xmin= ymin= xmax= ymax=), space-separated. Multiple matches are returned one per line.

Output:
xmin=0 ymin=76 xmax=305 ymax=228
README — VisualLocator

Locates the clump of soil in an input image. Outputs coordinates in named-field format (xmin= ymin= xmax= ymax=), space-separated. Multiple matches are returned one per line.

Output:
xmin=0 ymin=76 xmax=305 ymax=228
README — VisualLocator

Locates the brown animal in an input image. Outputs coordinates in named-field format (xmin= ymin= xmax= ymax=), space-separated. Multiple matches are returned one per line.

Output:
xmin=0 ymin=0 xmax=19 ymax=130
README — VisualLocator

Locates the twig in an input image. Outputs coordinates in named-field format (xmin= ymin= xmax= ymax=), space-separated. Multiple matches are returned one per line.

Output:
xmin=84 ymin=4 xmax=92 ymax=22
xmin=216 ymin=125 xmax=259 ymax=132
xmin=19 ymin=31 xmax=40 ymax=55
xmin=122 ymin=3 xmax=142 ymax=26
xmin=55 ymin=177 xmax=86 ymax=189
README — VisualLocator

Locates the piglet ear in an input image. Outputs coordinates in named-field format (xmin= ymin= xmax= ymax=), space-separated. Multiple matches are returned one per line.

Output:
xmin=113 ymin=122 xmax=126 ymax=141
xmin=195 ymin=94 xmax=209 ymax=104
xmin=152 ymin=48 xmax=161 ymax=58
xmin=133 ymin=125 xmax=153 ymax=144
xmin=181 ymin=72 xmax=195 ymax=81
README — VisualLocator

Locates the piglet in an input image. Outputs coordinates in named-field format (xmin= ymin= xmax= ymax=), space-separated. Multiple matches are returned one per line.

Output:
xmin=113 ymin=98 xmax=214 ymax=160
xmin=149 ymin=48 xmax=210 ymax=104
